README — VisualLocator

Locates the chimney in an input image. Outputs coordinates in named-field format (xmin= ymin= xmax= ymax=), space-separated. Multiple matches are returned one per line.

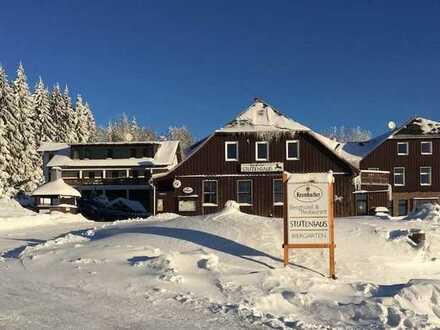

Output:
xmin=50 ymin=167 xmax=62 ymax=181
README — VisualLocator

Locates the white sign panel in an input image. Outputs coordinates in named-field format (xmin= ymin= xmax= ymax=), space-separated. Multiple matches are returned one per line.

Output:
xmin=241 ymin=162 xmax=284 ymax=173
xmin=178 ymin=200 xmax=196 ymax=212
xmin=286 ymin=173 xmax=332 ymax=244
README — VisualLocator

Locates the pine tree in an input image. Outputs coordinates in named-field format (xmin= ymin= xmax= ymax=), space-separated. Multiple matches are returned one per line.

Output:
xmin=167 ymin=126 xmax=194 ymax=150
xmin=50 ymin=84 xmax=68 ymax=142
xmin=34 ymin=77 xmax=56 ymax=143
xmin=11 ymin=63 xmax=41 ymax=192
xmin=84 ymin=101 xmax=97 ymax=142
xmin=63 ymin=86 xmax=79 ymax=143
xmin=0 ymin=67 xmax=14 ymax=196
xmin=74 ymin=94 xmax=90 ymax=143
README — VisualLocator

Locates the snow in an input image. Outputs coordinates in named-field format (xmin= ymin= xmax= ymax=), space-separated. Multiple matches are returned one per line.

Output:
xmin=404 ymin=203 xmax=440 ymax=223
xmin=217 ymin=99 xmax=310 ymax=133
xmin=108 ymin=197 xmax=147 ymax=213
xmin=0 ymin=198 xmax=89 ymax=232
xmin=342 ymin=131 xmax=392 ymax=165
xmin=1 ymin=200 xmax=440 ymax=328
xmin=31 ymin=178 xmax=81 ymax=197
xmin=37 ymin=142 xmax=69 ymax=152
xmin=154 ymin=140 xmax=180 ymax=165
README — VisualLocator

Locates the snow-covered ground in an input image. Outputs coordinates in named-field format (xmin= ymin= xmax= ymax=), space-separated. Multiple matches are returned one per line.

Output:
xmin=1 ymin=199 xmax=440 ymax=329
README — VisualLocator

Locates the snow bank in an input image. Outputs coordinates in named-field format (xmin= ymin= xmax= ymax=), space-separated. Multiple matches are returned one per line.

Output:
xmin=0 ymin=198 xmax=89 ymax=232
xmin=404 ymin=203 xmax=440 ymax=223
xmin=5 ymin=203 xmax=440 ymax=328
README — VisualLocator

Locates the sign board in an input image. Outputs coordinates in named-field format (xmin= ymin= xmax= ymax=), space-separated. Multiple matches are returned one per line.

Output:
xmin=283 ymin=171 xmax=336 ymax=279
xmin=183 ymin=187 xmax=194 ymax=194
xmin=241 ymin=162 xmax=284 ymax=173
xmin=360 ymin=170 xmax=390 ymax=186
xmin=178 ymin=200 xmax=196 ymax=212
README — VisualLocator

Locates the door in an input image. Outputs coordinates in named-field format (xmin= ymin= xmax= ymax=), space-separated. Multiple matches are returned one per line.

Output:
xmin=355 ymin=193 xmax=368 ymax=216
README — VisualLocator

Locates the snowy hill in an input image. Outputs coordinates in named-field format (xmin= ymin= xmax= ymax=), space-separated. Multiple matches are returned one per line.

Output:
xmin=1 ymin=201 xmax=440 ymax=328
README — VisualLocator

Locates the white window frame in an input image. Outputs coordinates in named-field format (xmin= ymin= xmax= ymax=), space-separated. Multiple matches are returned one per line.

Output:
xmin=273 ymin=179 xmax=283 ymax=206
xmin=421 ymin=141 xmax=433 ymax=155
xmin=397 ymin=142 xmax=408 ymax=156
xmin=420 ymin=166 xmax=432 ymax=186
xmin=255 ymin=141 xmax=269 ymax=161
xmin=236 ymin=179 xmax=253 ymax=206
xmin=225 ymin=141 xmax=238 ymax=161
xmin=202 ymin=180 xmax=218 ymax=206
xmin=286 ymin=140 xmax=299 ymax=160
xmin=393 ymin=167 xmax=405 ymax=186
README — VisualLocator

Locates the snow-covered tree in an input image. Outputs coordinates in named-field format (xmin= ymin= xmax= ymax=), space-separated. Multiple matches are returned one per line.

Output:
xmin=321 ymin=126 xmax=371 ymax=143
xmin=63 ymin=86 xmax=78 ymax=143
xmin=34 ymin=77 xmax=56 ymax=142
xmin=0 ymin=67 xmax=14 ymax=196
xmin=74 ymin=94 xmax=90 ymax=143
xmin=167 ymin=126 xmax=194 ymax=150
xmin=50 ymin=84 xmax=69 ymax=142
xmin=84 ymin=101 xmax=97 ymax=142
xmin=11 ymin=64 xmax=41 ymax=192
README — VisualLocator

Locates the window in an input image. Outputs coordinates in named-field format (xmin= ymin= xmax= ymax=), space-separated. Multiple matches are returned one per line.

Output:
xmin=40 ymin=197 xmax=52 ymax=206
xmin=130 ymin=169 xmax=144 ymax=178
xmin=110 ymin=170 xmax=126 ymax=178
xmin=286 ymin=140 xmax=299 ymax=160
xmin=203 ymin=180 xmax=218 ymax=205
xmin=107 ymin=149 xmax=113 ymax=158
xmin=398 ymin=200 xmax=408 ymax=216
xmin=225 ymin=142 xmax=238 ymax=161
xmin=420 ymin=167 xmax=432 ymax=186
xmin=72 ymin=150 xmax=79 ymax=159
xmin=355 ymin=193 xmax=368 ymax=216
xmin=130 ymin=148 xmax=136 ymax=158
xmin=273 ymin=179 xmax=283 ymax=205
xmin=62 ymin=171 xmax=79 ymax=179
xmin=256 ymin=141 xmax=269 ymax=161
xmin=237 ymin=180 xmax=252 ymax=205
xmin=421 ymin=141 xmax=432 ymax=155
xmin=367 ymin=168 xmax=380 ymax=171
xmin=397 ymin=142 xmax=408 ymax=155
xmin=393 ymin=167 xmax=405 ymax=186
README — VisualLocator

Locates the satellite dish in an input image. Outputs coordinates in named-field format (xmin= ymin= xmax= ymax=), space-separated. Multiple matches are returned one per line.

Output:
xmin=388 ymin=121 xmax=396 ymax=130
xmin=125 ymin=133 xmax=133 ymax=142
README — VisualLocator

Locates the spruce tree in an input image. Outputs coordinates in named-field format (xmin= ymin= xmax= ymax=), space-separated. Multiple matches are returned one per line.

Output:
xmin=63 ymin=86 xmax=78 ymax=143
xmin=34 ymin=77 xmax=56 ymax=142
xmin=84 ymin=101 xmax=97 ymax=142
xmin=74 ymin=94 xmax=90 ymax=143
xmin=11 ymin=63 xmax=41 ymax=192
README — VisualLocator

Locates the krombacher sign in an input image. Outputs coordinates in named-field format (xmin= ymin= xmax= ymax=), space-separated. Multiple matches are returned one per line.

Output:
xmin=283 ymin=171 xmax=336 ymax=279
xmin=241 ymin=162 xmax=284 ymax=173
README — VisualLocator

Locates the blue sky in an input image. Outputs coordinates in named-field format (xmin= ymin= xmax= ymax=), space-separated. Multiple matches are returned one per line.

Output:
xmin=1 ymin=1 xmax=440 ymax=139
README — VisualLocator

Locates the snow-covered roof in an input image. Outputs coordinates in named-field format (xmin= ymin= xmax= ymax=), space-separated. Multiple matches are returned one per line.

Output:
xmin=393 ymin=117 xmax=440 ymax=136
xmin=216 ymin=99 xmax=310 ymax=133
xmin=154 ymin=141 xmax=180 ymax=165
xmin=69 ymin=141 xmax=162 ymax=146
xmin=46 ymin=141 xmax=180 ymax=168
xmin=341 ymin=132 xmax=391 ymax=166
xmin=37 ymin=142 xmax=70 ymax=152
xmin=32 ymin=179 xmax=81 ymax=197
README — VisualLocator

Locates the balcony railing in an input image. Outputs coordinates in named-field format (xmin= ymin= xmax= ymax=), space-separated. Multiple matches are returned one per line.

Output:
xmin=63 ymin=177 xmax=149 ymax=186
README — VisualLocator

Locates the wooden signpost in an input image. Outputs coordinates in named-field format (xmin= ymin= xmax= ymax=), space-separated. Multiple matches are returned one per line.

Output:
xmin=283 ymin=171 xmax=336 ymax=279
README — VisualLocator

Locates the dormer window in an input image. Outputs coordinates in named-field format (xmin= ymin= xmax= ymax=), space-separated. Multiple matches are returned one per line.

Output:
xmin=397 ymin=142 xmax=408 ymax=156
xmin=421 ymin=141 xmax=432 ymax=155
xmin=225 ymin=142 xmax=238 ymax=161
xmin=256 ymin=141 xmax=269 ymax=161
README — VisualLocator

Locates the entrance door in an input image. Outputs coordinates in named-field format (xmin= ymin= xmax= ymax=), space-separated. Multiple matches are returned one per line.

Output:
xmin=355 ymin=193 xmax=368 ymax=216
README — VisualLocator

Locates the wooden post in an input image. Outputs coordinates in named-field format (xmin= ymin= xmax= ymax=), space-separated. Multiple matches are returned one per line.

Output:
xmin=283 ymin=171 xmax=289 ymax=267
xmin=328 ymin=180 xmax=336 ymax=279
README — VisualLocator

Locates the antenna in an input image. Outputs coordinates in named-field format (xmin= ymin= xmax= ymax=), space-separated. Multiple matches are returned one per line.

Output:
xmin=388 ymin=121 xmax=396 ymax=130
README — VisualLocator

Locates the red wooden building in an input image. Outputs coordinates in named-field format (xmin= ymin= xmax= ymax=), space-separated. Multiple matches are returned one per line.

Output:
xmin=154 ymin=99 xmax=372 ymax=217
xmin=344 ymin=117 xmax=440 ymax=216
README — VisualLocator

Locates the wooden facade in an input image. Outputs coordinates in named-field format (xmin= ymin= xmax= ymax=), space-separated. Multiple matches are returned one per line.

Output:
xmin=358 ymin=117 xmax=440 ymax=216
xmin=154 ymin=132 xmax=358 ymax=217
